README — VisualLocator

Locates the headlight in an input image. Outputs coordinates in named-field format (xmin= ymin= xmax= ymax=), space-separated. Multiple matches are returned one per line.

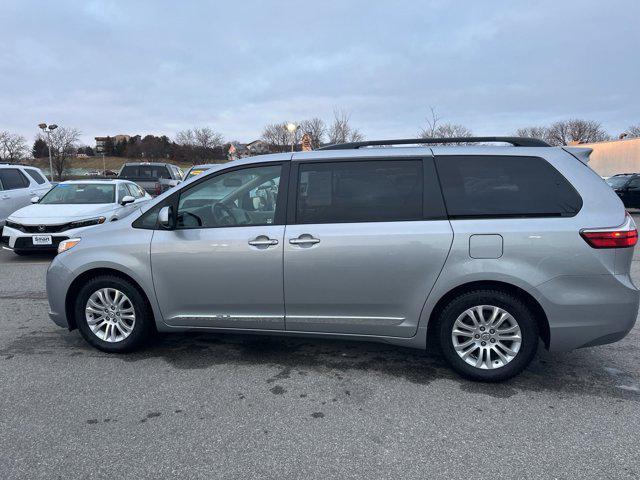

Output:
xmin=68 ymin=216 xmax=106 ymax=229
xmin=58 ymin=238 xmax=81 ymax=254
xmin=4 ymin=220 xmax=22 ymax=231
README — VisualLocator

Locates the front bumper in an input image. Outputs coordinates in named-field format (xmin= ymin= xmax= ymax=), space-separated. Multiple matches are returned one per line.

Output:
xmin=46 ymin=258 xmax=74 ymax=329
xmin=2 ymin=225 xmax=92 ymax=252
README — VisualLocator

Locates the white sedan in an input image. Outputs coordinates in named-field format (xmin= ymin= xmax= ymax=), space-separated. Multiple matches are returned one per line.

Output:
xmin=1 ymin=180 xmax=151 ymax=255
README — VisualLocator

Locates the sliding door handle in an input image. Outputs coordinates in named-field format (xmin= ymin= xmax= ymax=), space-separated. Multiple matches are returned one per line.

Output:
xmin=289 ymin=236 xmax=320 ymax=245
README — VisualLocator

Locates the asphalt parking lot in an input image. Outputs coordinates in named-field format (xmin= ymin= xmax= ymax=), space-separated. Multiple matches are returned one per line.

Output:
xmin=1 ymin=223 xmax=639 ymax=479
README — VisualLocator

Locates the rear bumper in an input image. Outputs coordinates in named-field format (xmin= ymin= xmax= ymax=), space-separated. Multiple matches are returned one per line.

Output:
xmin=537 ymin=273 xmax=639 ymax=351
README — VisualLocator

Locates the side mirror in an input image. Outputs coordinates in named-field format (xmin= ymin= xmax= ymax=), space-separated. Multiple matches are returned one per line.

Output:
xmin=120 ymin=195 xmax=135 ymax=206
xmin=158 ymin=205 xmax=172 ymax=229
xmin=30 ymin=196 xmax=40 ymax=204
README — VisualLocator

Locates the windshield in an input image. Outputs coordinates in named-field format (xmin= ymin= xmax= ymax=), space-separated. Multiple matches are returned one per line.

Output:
xmin=39 ymin=184 xmax=115 ymax=204
xmin=606 ymin=176 xmax=631 ymax=189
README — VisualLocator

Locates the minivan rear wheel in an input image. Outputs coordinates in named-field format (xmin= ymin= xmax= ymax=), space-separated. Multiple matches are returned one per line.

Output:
xmin=438 ymin=289 xmax=539 ymax=382
xmin=74 ymin=275 xmax=154 ymax=352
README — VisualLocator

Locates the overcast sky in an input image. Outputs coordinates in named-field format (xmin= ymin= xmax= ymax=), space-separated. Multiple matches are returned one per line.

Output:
xmin=1 ymin=0 xmax=639 ymax=145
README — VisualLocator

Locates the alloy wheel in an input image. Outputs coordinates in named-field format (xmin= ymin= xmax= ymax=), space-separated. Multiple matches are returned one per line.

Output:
xmin=85 ymin=288 xmax=136 ymax=343
xmin=451 ymin=305 xmax=522 ymax=369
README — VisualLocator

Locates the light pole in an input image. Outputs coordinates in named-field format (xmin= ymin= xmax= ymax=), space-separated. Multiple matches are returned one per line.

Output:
xmin=286 ymin=122 xmax=300 ymax=152
xmin=38 ymin=123 xmax=58 ymax=180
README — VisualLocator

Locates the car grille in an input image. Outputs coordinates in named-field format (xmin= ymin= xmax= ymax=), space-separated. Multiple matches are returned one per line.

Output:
xmin=5 ymin=221 xmax=72 ymax=233
xmin=13 ymin=236 xmax=68 ymax=250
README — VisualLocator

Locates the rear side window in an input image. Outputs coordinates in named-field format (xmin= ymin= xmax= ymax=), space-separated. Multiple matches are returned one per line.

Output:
xmin=0 ymin=169 xmax=29 ymax=190
xmin=435 ymin=155 xmax=582 ymax=218
xmin=24 ymin=169 xmax=47 ymax=185
xmin=296 ymin=160 xmax=423 ymax=224
xmin=627 ymin=178 xmax=640 ymax=190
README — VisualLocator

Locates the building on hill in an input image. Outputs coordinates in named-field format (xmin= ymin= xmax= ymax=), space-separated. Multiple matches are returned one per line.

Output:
xmin=574 ymin=137 xmax=640 ymax=177
xmin=95 ymin=135 xmax=132 ymax=154
xmin=245 ymin=140 xmax=270 ymax=155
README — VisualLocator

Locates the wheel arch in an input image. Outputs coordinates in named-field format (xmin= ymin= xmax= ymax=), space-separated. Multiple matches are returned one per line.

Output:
xmin=65 ymin=267 xmax=156 ymax=331
xmin=426 ymin=280 xmax=550 ymax=350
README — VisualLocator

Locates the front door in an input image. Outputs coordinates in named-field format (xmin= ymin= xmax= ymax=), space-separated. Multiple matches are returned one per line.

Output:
xmin=283 ymin=157 xmax=453 ymax=338
xmin=151 ymin=162 xmax=288 ymax=330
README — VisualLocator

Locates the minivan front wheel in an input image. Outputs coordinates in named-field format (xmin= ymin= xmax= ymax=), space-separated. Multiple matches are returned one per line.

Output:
xmin=74 ymin=275 xmax=154 ymax=352
xmin=438 ymin=290 xmax=539 ymax=382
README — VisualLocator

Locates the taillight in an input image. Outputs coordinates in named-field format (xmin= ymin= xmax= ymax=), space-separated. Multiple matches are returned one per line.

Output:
xmin=580 ymin=212 xmax=638 ymax=248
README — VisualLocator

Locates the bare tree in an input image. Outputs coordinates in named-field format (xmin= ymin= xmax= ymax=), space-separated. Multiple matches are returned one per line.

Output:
xmin=327 ymin=109 xmax=364 ymax=145
xmin=627 ymin=125 xmax=640 ymax=139
xmin=0 ymin=131 xmax=28 ymax=163
xmin=40 ymin=127 xmax=81 ymax=179
xmin=175 ymin=127 xmax=224 ymax=164
xmin=515 ymin=126 xmax=551 ymax=143
xmin=299 ymin=117 xmax=326 ymax=149
xmin=261 ymin=122 xmax=290 ymax=152
xmin=545 ymin=119 xmax=610 ymax=146
xmin=419 ymin=107 xmax=473 ymax=144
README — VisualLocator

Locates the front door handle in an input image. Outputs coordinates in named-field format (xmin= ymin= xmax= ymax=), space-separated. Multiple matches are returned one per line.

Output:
xmin=248 ymin=236 xmax=279 ymax=247
xmin=1 ymin=195 xmax=9 ymax=200
xmin=289 ymin=235 xmax=320 ymax=245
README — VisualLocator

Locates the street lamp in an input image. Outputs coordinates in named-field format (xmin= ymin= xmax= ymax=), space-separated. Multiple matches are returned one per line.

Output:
xmin=286 ymin=122 xmax=300 ymax=152
xmin=38 ymin=123 xmax=58 ymax=180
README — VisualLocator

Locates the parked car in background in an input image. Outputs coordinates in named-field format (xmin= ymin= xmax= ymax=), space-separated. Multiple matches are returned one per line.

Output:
xmin=104 ymin=169 xmax=117 ymax=177
xmin=45 ymin=137 xmax=639 ymax=382
xmin=117 ymin=162 xmax=183 ymax=196
xmin=84 ymin=170 xmax=100 ymax=177
xmin=1 ymin=180 xmax=150 ymax=255
xmin=605 ymin=173 xmax=640 ymax=208
xmin=0 ymin=164 xmax=52 ymax=227
xmin=183 ymin=164 xmax=216 ymax=180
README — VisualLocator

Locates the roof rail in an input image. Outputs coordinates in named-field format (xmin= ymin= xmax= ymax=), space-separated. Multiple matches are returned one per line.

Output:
xmin=319 ymin=136 xmax=550 ymax=150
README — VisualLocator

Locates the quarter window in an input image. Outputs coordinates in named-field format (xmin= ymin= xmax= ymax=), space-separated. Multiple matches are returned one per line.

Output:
xmin=177 ymin=164 xmax=282 ymax=228
xmin=0 ymin=169 xmax=29 ymax=190
xmin=296 ymin=160 xmax=423 ymax=224
xmin=435 ymin=155 xmax=582 ymax=218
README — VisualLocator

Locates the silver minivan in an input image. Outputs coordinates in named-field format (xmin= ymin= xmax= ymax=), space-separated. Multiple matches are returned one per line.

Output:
xmin=0 ymin=164 xmax=52 ymax=227
xmin=46 ymin=137 xmax=639 ymax=381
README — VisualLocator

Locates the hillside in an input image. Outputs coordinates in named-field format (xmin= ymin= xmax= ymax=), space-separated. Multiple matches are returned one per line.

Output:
xmin=28 ymin=156 xmax=228 ymax=175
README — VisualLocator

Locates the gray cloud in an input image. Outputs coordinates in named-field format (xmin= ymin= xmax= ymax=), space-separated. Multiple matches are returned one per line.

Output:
xmin=1 ymin=0 xmax=638 ymax=144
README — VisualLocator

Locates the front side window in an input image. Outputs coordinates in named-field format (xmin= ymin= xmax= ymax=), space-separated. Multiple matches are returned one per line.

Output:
xmin=126 ymin=183 xmax=143 ymax=198
xmin=0 ymin=169 xmax=29 ymax=190
xmin=435 ymin=155 xmax=582 ymax=218
xmin=39 ymin=184 xmax=116 ymax=204
xmin=296 ymin=160 xmax=423 ymax=224
xmin=117 ymin=184 xmax=129 ymax=202
xmin=24 ymin=169 xmax=47 ymax=185
xmin=177 ymin=164 xmax=282 ymax=228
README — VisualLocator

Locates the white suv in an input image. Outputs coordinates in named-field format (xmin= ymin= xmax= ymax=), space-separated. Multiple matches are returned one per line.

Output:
xmin=0 ymin=165 xmax=52 ymax=226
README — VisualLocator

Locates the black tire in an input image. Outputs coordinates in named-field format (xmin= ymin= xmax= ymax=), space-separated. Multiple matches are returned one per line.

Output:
xmin=74 ymin=275 xmax=155 ymax=353
xmin=438 ymin=289 xmax=539 ymax=382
